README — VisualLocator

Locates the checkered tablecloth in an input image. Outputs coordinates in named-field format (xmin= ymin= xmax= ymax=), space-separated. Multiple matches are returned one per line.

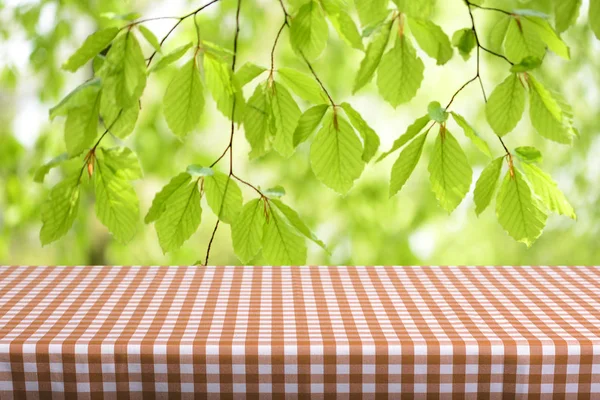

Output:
xmin=0 ymin=266 xmax=599 ymax=399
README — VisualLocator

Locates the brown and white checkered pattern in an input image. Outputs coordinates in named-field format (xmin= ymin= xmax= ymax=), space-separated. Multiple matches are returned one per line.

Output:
xmin=0 ymin=266 xmax=599 ymax=398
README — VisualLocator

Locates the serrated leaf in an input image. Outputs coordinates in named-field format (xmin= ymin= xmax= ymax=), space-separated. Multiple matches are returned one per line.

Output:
xmin=427 ymin=101 xmax=447 ymax=123
xmin=523 ymin=16 xmax=570 ymax=59
xmin=244 ymin=82 xmax=271 ymax=158
xmin=521 ymin=163 xmax=575 ymax=219
xmin=145 ymin=172 xmax=192 ymax=224
xmin=231 ymin=198 xmax=267 ymax=263
xmin=515 ymin=146 xmax=542 ymax=163
xmin=234 ymin=62 xmax=267 ymax=87
xmin=488 ymin=15 xmax=511 ymax=53
xmin=452 ymin=28 xmax=476 ymax=60
xmin=97 ymin=147 xmax=143 ymax=181
xmin=277 ymin=67 xmax=327 ymax=104
xmin=163 ymin=58 xmax=204 ymax=137
xmin=591 ymin=0 xmax=600 ymax=39
xmin=100 ymin=85 xmax=139 ymax=139
xmin=49 ymin=79 xmax=102 ymax=120
xmin=62 ymin=27 xmax=119 ymax=72
xmin=355 ymin=0 xmax=389 ymax=27
xmin=377 ymin=35 xmax=424 ymax=107
xmin=485 ymin=73 xmax=526 ymax=136
xmin=34 ymin=153 xmax=70 ymax=183
xmin=204 ymin=52 xmax=241 ymax=121
xmin=379 ymin=114 xmax=430 ymax=162
xmin=270 ymin=82 xmax=302 ymax=157
xmin=290 ymin=0 xmax=329 ymax=60
xmin=138 ymin=25 xmax=161 ymax=52
xmin=331 ymin=11 xmax=364 ymax=51
xmin=155 ymin=177 xmax=202 ymax=253
xmin=340 ymin=102 xmax=380 ymax=162
xmin=451 ymin=112 xmax=493 ymax=158
xmin=204 ymin=172 xmax=243 ymax=224
xmin=496 ymin=169 xmax=547 ymax=246
xmin=271 ymin=199 xmax=327 ymax=250
xmin=408 ymin=18 xmax=453 ymax=65
xmin=528 ymin=75 xmax=574 ymax=144
xmin=321 ymin=0 xmax=347 ymax=15
xmin=293 ymin=104 xmax=329 ymax=147
xmin=262 ymin=206 xmax=307 ymax=265
xmin=310 ymin=113 xmax=365 ymax=194
xmin=40 ymin=174 xmax=80 ymax=245
xmin=393 ymin=0 xmax=436 ymax=18
xmin=504 ymin=17 xmax=546 ymax=63
xmin=553 ymin=0 xmax=581 ymax=33
xmin=428 ymin=128 xmax=473 ymax=212
xmin=353 ymin=19 xmax=393 ymax=92
xmin=94 ymin=154 xmax=139 ymax=243
xmin=64 ymin=88 xmax=101 ymax=156
xmin=148 ymin=43 xmax=193 ymax=73
xmin=389 ymin=132 xmax=427 ymax=197
xmin=473 ymin=156 xmax=504 ymax=215
xmin=510 ymin=56 xmax=542 ymax=72
xmin=101 ymin=32 xmax=147 ymax=108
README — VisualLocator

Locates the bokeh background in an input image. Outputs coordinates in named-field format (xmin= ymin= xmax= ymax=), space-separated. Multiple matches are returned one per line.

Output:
xmin=1 ymin=0 xmax=599 ymax=265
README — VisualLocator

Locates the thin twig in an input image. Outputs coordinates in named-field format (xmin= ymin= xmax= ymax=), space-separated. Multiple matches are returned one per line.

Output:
xmin=300 ymin=52 xmax=336 ymax=107
xmin=468 ymin=1 xmax=513 ymax=16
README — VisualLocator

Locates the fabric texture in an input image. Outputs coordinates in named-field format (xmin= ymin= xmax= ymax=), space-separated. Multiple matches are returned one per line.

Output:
xmin=0 ymin=266 xmax=599 ymax=399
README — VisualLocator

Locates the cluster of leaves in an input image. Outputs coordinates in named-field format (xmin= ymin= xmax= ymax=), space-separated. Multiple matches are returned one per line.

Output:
xmin=35 ymin=0 xmax=599 ymax=264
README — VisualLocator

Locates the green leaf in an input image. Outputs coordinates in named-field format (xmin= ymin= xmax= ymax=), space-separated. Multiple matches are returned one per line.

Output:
xmin=473 ymin=156 xmax=504 ymax=215
xmin=393 ymin=0 xmax=436 ymax=18
xmin=591 ymin=0 xmax=600 ymax=39
xmin=555 ymin=0 xmax=580 ymax=29
xmin=496 ymin=169 xmax=547 ymax=247
xmin=331 ymin=11 xmax=364 ymax=51
xmin=100 ymin=85 xmax=139 ymax=139
xmin=101 ymin=32 xmax=147 ymax=108
xmin=340 ymin=102 xmax=380 ymax=162
xmin=310 ymin=113 xmax=365 ymax=194
xmin=148 ymin=43 xmax=193 ymax=73
xmin=378 ymin=114 xmax=430 ymax=161
xmin=428 ymin=128 xmax=473 ymax=212
xmin=231 ymin=198 xmax=267 ymax=263
xmin=427 ymin=101 xmax=447 ymax=123
xmin=262 ymin=205 xmax=307 ymax=265
xmin=485 ymin=73 xmax=526 ymax=136
xmin=34 ymin=153 xmax=70 ymax=183
xmin=94 ymin=152 xmax=139 ymax=243
xmin=277 ymin=67 xmax=328 ymax=104
xmin=137 ymin=25 xmax=161 ymax=52
xmin=145 ymin=172 xmax=192 ymax=224
xmin=408 ymin=18 xmax=453 ymax=65
xmin=62 ymin=27 xmax=119 ymax=72
xmin=290 ymin=0 xmax=329 ymax=60
xmin=353 ymin=19 xmax=393 ymax=93
xmin=97 ymin=147 xmax=143 ymax=180
xmin=320 ymin=0 xmax=347 ymax=15
xmin=510 ymin=56 xmax=542 ymax=72
xmin=270 ymin=82 xmax=302 ymax=157
xmin=155 ymin=177 xmax=202 ymax=253
xmin=264 ymin=186 xmax=286 ymax=198
xmin=377 ymin=35 xmax=424 ymax=107
xmin=515 ymin=146 xmax=543 ymax=163
xmin=528 ymin=75 xmax=574 ymax=144
xmin=234 ymin=62 xmax=267 ymax=87
xmin=163 ymin=58 xmax=204 ymax=137
xmin=521 ymin=163 xmax=576 ymax=219
xmin=389 ymin=132 xmax=428 ymax=197
xmin=523 ymin=16 xmax=570 ymax=59
xmin=186 ymin=165 xmax=214 ymax=178
xmin=293 ymin=104 xmax=329 ymax=147
xmin=271 ymin=199 xmax=327 ymax=250
xmin=244 ymin=82 xmax=271 ymax=158
xmin=64 ymin=88 xmax=101 ymax=156
xmin=503 ymin=17 xmax=546 ymax=63
xmin=204 ymin=172 xmax=243 ymax=224
xmin=451 ymin=112 xmax=493 ymax=158
xmin=488 ymin=15 xmax=511 ymax=53
xmin=40 ymin=174 xmax=80 ymax=245
xmin=355 ymin=0 xmax=389 ymax=27
xmin=204 ymin=53 xmax=239 ymax=120
xmin=49 ymin=79 xmax=102 ymax=120
xmin=452 ymin=28 xmax=476 ymax=60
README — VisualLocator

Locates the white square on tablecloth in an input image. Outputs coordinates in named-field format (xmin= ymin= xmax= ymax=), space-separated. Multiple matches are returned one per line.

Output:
xmin=233 ymin=383 xmax=246 ymax=392
xmin=259 ymin=364 xmax=271 ymax=374
xmin=440 ymin=383 xmax=452 ymax=393
xmin=311 ymin=383 xmax=324 ymax=393
xmin=311 ymin=364 xmax=323 ymax=374
xmin=363 ymin=364 xmax=375 ymax=374
xmin=465 ymin=383 xmax=477 ymax=393
xmin=540 ymin=384 xmax=554 ymax=393
xmin=206 ymin=364 xmax=220 ymax=374
xmin=103 ymin=382 xmax=116 ymax=392
xmin=414 ymin=383 xmax=427 ymax=393
xmin=129 ymin=382 xmax=143 ymax=391
xmin=25 ymin=382 xmax=38 ymax=391
xmin=207 ymin=383 xmax=220 ymax=393
xmin=285 ymin=383 xmax=298 ymax=393
xmin=566 ymin=383 xmax=579 ymax=393
xmin=51 ymin=382 xmax=64 ymax=392
xmin=336 ymin=383 xmax=349 ymax=393
xmin=154 ymin=364 xmax=168 ymax=374
xmin=155 ymin=382 xmax=168 ymax=392
xmin=490 ymin=382 xmax=503 ymax=392
xmin=388 ymin=383 xmax=401 ymax=393
xmin=285 ymin=364 xmax=297 ymax=374
xmin=363 ymin=383 xmax=375 ymax=393
xmin=181 ymin=383 xmax=194 ymax=392
xmin=180 ymin=364 xmax=193 ymax=374
xmin=259 ymin=383 xmax=271 ymax=393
